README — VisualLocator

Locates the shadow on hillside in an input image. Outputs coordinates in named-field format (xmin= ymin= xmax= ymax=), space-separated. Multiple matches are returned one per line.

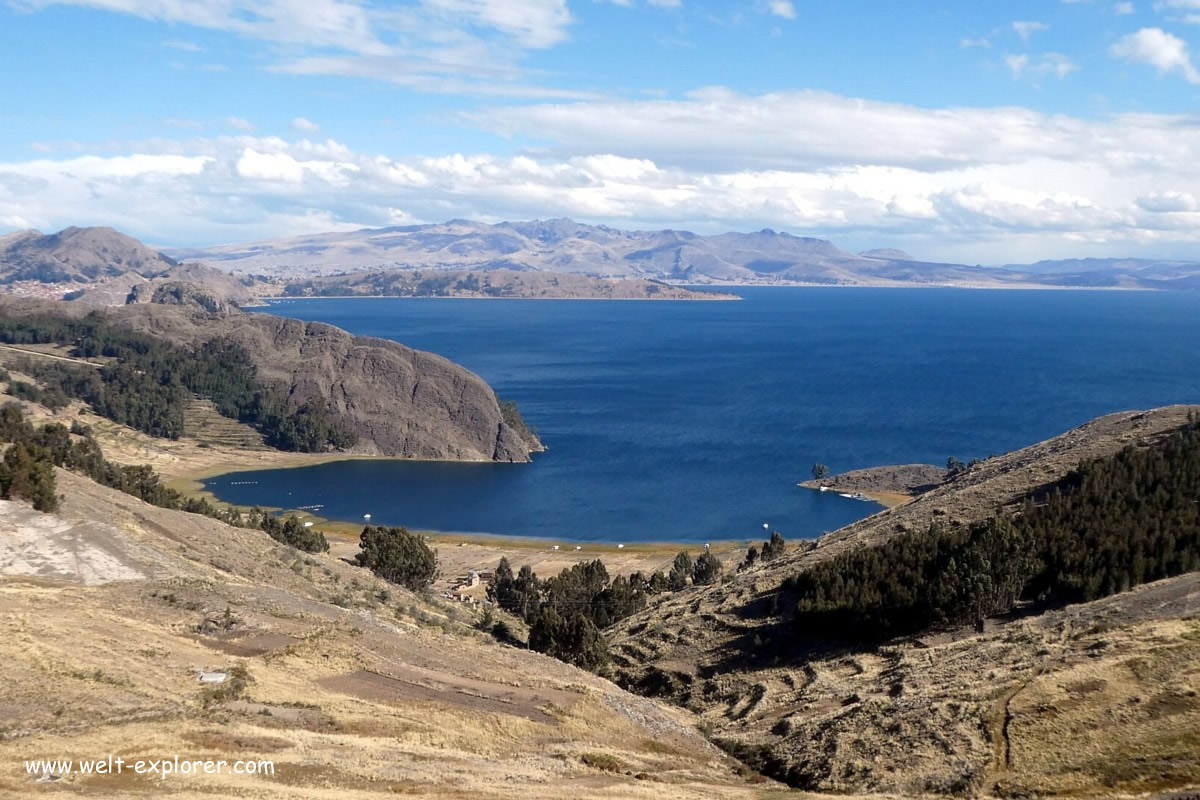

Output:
xmin=702 ymin=617 xmax=874 ymax=677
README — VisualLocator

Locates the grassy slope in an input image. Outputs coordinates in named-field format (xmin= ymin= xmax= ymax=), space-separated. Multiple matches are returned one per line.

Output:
xmin=0 ymin=467 xmax=774 ymax=799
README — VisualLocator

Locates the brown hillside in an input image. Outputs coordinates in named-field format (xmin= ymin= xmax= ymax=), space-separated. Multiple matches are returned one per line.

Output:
xmin=607 ymin=405 xmax=1200 ymax=797
xmin=0 ymin=469 xmax=770 ymax=799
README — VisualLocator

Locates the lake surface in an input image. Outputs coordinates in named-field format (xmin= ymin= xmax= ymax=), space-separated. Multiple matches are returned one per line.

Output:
xmin=204 ymin=289 xmax=1200 ymax=542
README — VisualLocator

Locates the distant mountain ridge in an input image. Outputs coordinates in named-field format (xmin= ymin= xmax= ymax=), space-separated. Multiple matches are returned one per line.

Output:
xmin=4 ymin=221 xmax=1200 ymax=291
xmin=169 ymin=218 xmax=1200 ymax=290
xmin=0 ymin=226 xmax=177 ymax=284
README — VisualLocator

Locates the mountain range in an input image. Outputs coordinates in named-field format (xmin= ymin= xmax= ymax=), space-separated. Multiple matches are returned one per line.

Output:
xmin=3 ymin=221 xmax=1200 ymax=293
xmin=169 ymin=218 xmax=1200 ymax=290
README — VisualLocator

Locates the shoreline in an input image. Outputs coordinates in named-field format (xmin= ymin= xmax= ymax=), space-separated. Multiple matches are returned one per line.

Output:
xmin=676 ymin=281 xmax=1157 ymax=291
xmin=796 ymin=463 xmax=948 ymax=509
xmin=165 ymin=450 xmax=510 ymax=507
xmin=256 ymin=292 xmax=739 ymax=302
xmin=172 ymin=454 xmax=754 ymax=553
xmin=800 ymin=486 xmax=913 ymax=509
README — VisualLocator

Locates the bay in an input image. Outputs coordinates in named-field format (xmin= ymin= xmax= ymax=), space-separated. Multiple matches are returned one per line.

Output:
xmin=203 ymin=288 xmax=1200 ymax=542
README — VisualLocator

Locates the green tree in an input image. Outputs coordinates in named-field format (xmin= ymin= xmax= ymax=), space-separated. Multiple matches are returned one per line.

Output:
xmin=693 ymin=551 xmax=722 ymax=585
xmin=647 ymin=570 xmax=669 ymax=594
xmin=761 ymin=531 xmax=786 ymax=561
xmin=274 ymin=516 xmax=330 ymax=553
xmin=668 ymin=551 xmax=693 ymax=590
xmin=529 ymin=608 xmax=609 ymax=670
xmin=0 ymin=441 xmax=58 ymax=511
xmin=355 ymin=525 xmax=439 ymax=591
xmin=811 ymin=463 xmax=831 ymax=480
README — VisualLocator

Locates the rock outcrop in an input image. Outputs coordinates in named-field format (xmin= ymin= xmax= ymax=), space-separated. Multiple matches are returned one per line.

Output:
xmin=0 ymin=297 xmax=542 ymax=462
xmin=108 ymin=303 xmax=543 ymax=461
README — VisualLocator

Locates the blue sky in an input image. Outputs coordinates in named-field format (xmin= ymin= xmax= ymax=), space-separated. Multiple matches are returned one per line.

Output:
xmin=3 ymin=0 xmax=1200 ymax=263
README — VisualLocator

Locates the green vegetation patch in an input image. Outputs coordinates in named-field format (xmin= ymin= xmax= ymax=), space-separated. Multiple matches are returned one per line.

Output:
xmin=784 ymin=414 xmax=1200 ymax=642
xmin=0 ymin=402 xmax=329 ymax=552
xmin=0 ymin=310 xmax=355 ymax=452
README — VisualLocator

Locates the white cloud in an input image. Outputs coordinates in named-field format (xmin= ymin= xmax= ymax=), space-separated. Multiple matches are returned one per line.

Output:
xmin=235 ymin=148 xmax=305 ymax=183
xmin=1111 ymin=27 xmax=1200 ymax=82
xmin=767 ymin=0 xmax=796 ymax=19
xmin=290 ymin=117 xmax=320 ymax=132
xmin=600 ymin=0 xmax=682 ymax=7
xmin=1115 ymin=2 xmax=1135 ymax=14
xmin=5 ymin=91 xmax=1200 ymax=262
xmin=15 ymin=0 xmax=578 ymax=96
xmin=1006 ymin=51 xmax=1078 ymax=79
xmin=22 ymin=0 xmax=389 ymax=54
xmin=1137 ymin=190 xmax=1199 ymax=211
xmin=1005 ymin=53 xmax=1030 ymax=76
xmin=470 ymin=88 xmax=1112 ymax=172
xmin=226 ymin=116 xmax=255 ymax=131
xmin=1012 ymin=20 xmax=1048 ymax=41
xmin=419 ymin=0 xmax=571 ymax=49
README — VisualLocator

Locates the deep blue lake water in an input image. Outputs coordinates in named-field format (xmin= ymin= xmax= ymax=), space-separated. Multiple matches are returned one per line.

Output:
xmin=203 ymin=289 xmax=1200 ymax=542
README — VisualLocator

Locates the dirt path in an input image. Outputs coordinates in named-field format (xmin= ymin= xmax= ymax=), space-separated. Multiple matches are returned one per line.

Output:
xmin=0 ymin=342 xmax=100 ymax=367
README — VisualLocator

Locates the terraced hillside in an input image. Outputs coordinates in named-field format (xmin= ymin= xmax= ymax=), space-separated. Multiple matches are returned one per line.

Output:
xmin=608 ymin=405 xmax=1200 ymax=798
xmin=182 ymin=397 xmax=266 ymax=450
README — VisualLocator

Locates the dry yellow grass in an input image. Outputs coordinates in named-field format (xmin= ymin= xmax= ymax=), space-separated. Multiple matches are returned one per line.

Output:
xmin=0 ymin=470 xmax=772 ymax=799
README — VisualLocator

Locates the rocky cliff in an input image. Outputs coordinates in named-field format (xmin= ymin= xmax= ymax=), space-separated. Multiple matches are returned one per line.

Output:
xmin=0 ymin=297 xmax=542 ymax=462
xmin=108 ymin=303 xmax=543 ymax=462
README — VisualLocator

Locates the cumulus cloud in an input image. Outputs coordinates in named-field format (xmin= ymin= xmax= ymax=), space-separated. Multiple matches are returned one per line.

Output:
xmin=290 ymin=117 xmax=320 ymax=132
xmin=226 ymin=116 xmax=255 ymax=131
xmin=1111 ymin=27 xmax=1200 ymax=82
xmin=4 ymin=91 xmax=1200 ymax=262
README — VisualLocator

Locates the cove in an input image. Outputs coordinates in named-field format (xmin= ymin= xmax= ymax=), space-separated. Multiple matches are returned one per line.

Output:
xmin=203 ymin=288 xmax=1200 ymax=542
